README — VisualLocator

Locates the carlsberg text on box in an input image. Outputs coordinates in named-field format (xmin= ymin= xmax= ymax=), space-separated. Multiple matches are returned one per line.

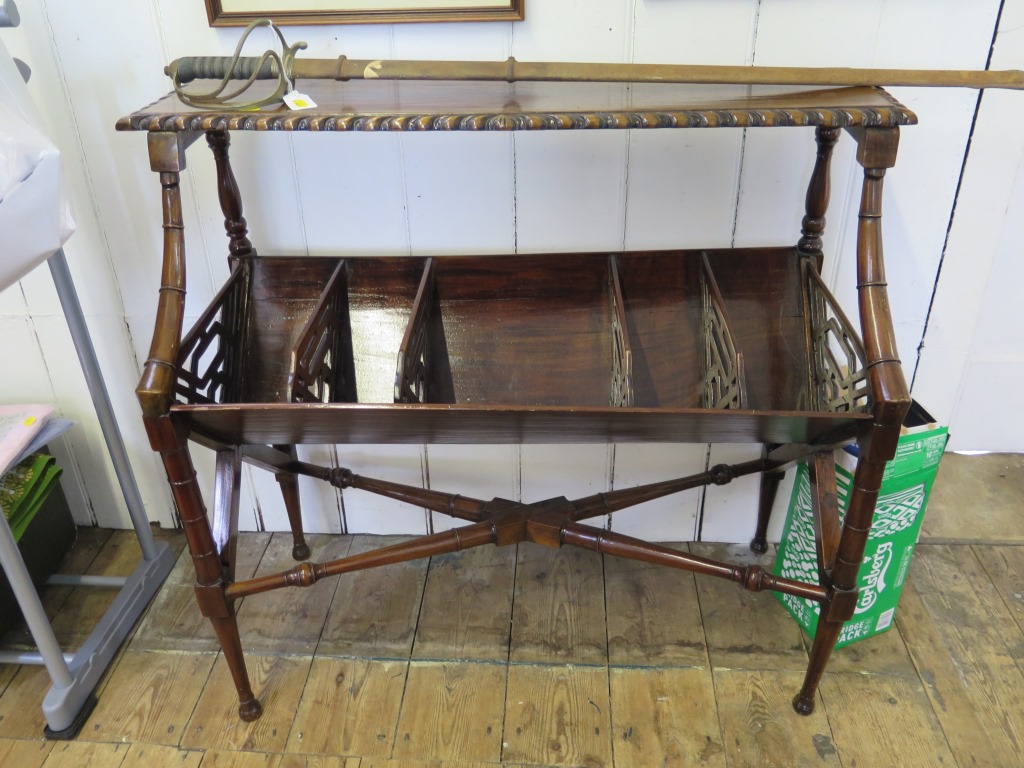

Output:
xmin=773 ymin=423 xmax=948 ymax=648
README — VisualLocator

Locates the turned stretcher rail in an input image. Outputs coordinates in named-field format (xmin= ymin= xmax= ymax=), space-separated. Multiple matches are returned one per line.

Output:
xmin=562 ymin=523 xmax=828 ymax=603
xmin=225 ymin=522 xmax=496 ymax=599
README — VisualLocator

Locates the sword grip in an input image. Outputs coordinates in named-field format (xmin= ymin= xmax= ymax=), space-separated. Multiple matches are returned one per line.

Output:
xmin=169 ymin=56 xmax=278 ymax=84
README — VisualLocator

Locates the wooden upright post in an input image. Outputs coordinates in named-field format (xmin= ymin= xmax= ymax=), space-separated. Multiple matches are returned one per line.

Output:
xmin=793 ymin=126 xmax=911 ymax=715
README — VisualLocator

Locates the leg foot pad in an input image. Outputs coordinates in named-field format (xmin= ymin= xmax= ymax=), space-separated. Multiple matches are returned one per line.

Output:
xmin=43 ymin=693 xmax=98 ymax=740
xmin=750 ymin=537 xmax=768 ymax=555
xmin=792 ymin=693 xmax=815 ymax=715
xmin=292 ymin=543 xmax=311 ymax=561
xmin=238 ymin=698 xmax=263 ymax=722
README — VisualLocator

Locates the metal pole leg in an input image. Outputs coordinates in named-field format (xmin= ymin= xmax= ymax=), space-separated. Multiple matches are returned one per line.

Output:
xmin=0 ymin=511 xmax=74 ymax=688
xmin=47 ymin=248 xmax=158 ymax=561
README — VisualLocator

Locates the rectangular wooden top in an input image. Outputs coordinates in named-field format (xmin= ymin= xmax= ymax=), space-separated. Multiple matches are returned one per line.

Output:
xmin=117 ymin=81 xmax=916 ymax=133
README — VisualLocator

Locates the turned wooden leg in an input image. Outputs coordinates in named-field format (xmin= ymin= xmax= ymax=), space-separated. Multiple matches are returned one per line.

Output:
xmin=798 ymin=126 xmax=840 ymax=268
xmin=751 ymin=445 xmax=783 ymax=554
xmin=273 ymin=444 xmax=310 ymax=561
xmin=794 ymin=448 xmax=881 ymax=715
xmin=793 ymin=618 xmax=842 ymax=714
xmin=150 ymin=418 xmax=261 ymax=721
xmin=206 ymin=129 xmax=254 ymax=258
xmin=210 ymin=613 xmax=262 ymax=722
xmin=794 ymin=128 xmax=910 ymax=715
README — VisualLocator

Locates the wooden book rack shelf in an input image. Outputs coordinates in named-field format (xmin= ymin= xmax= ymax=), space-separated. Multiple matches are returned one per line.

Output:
xmin=118 ymin=78 xmax=914 ymax=721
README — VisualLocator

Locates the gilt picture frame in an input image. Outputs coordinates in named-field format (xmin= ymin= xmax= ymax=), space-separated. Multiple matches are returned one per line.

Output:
xmin=205 ymin=0 xmax=524 ymax=26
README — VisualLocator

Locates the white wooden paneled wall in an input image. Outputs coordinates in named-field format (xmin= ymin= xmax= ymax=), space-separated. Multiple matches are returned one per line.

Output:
xmin=1 ymin=0 xmax=1019 ymax=539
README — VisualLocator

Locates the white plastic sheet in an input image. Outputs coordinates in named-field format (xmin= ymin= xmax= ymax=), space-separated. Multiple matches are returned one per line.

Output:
xmin=0 ymin=37 xmax=74 ymax=292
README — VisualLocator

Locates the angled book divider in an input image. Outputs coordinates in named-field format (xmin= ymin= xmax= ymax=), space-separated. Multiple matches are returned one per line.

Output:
xmin=700 ymin=251 xmax=748 ymax=410
xmin=608 ymin=254 xmax=634 ymax=407
xmin=395 ymin=257 xmax=445 ymax=404
xmin=801 ymin=259 xmax=871 ymax=414
xmin=289 ymin=259 xmax=357 ymax=404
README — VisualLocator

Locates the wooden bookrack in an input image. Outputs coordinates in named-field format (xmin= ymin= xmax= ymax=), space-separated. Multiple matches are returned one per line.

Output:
xmin=118 ymin=78 xmax=913 ymax=722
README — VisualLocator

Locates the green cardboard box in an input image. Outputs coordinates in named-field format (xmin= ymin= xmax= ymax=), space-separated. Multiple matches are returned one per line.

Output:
xmin=773 ymin=404 xmax=949 ymax=647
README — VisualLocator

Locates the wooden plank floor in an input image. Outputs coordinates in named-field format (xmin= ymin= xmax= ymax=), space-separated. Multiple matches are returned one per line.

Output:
xmin=1 ymin=453 xmax=1021 ymax=767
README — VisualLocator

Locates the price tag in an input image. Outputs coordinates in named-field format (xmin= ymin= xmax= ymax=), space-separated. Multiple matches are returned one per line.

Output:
xmin=284 ymin=90 xmax=317 ymax=110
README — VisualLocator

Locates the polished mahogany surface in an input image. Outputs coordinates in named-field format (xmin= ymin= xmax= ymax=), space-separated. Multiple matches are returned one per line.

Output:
xmin=171 ymin=247 xmax=867 ymax=447
xmin=125 ymin=79 xmax=912 ymax=720
xmin=178 ymin=403 xmax=868 ymax=449
xmin=117 ymin=82 xmax=916 ymax=132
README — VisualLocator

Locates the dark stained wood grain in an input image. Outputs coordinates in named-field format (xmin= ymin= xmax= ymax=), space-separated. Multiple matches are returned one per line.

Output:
xmin=182 ymin=403 xmax=868 ymax=448
xmin=123 ymin=77 xmax=912 ymax=727
xmin=235 ymin=533 xmax=351 ymax=654
xmin=118 ymin=82 xmax=917 ymax=133
xmin=131 ymin=533 xmax=271 ymax=653
xmin=692 ymin=543 xmax=809 ymax=671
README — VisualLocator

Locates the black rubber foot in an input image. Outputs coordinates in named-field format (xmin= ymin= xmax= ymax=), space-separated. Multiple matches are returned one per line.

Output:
xmin=292 ymin=542 xmax=311 ymax=561
xmin=750 ymin=537 xmax=768 ymax=555
xmin=43 ymin=692 xmax=98 ymax=740
xmin=238 ymin=697 xmax=263 ymax=722
xmin=792 ymin=693 xmax=815 ymax=715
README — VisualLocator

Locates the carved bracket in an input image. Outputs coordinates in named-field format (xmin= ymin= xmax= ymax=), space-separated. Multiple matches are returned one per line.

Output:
xmin=395 ymin=258 xmax=436 ymax=403
xmin=609 ymin=255 xmax=634 ymax=407
xmin=700 ymin=253 xmax=747 ymax=409
xmin=290 ymin=260 xmax=357 ymax=403
xmin=803 ymin=261 xmax=871 ymax=413
xmin=176 ymin=265 xmax=248 ymax=405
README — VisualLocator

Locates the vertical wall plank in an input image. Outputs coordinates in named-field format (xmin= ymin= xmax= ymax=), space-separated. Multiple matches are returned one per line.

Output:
xmin=340 ymin=445 xmax=429 ymax=534
xmin=610 ymin=445 xmax=705 ymax=541
xmin=520 ymin=445 xmax=608 ymax=504
xmin=914 ymin=0 xmax=1024 ymax=448
xmin=427 ymin=445 xmax=517 ymax=532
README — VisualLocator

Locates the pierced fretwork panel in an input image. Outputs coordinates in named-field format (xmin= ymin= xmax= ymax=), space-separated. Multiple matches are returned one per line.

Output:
xmin=291 ymin=260 xmax=356 ymax=404
xmin=395 ymin=258 xmax=435 ymax=404
xmin=700 ymin=253 xmax=747 ymax=410
xmin=609 ymin=255 xmax=634 ymax=407
xmin=176 ymin=268 xmax=247 ymax=405
xmin=804 ymin=264 xmax=870 ymax=413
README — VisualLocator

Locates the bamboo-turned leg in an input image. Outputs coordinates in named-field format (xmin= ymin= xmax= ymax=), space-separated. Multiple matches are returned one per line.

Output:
xmin=751 ymin=445 xmax=784 ymax=554
xmin=794 ymin=127 xmax=911 ymax=715
xmin=798 ymin=126 xmax=840 ymax=269
xmin=152 ymin=420 xmax=261 ymax=722
xmin=139 ymin=133 xmax=260 ymax=722
xmin=273 ymin=444 xmax=310 ymax=560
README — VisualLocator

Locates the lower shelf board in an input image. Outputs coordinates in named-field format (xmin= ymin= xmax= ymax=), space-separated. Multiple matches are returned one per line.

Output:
xmin=177 ymin=402 xmax=870 ymax=447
